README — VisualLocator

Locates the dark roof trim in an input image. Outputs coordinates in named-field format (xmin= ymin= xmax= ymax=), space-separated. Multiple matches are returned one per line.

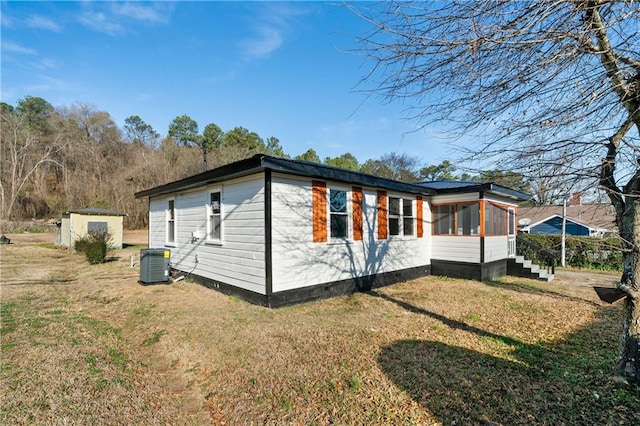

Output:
xmin=135 ymin=154 xmax=437 ymax=199
xmin=64 ymin=207 xmax=127 ymax=216
xmin=418 ymin=180 xmax=531 ymax=201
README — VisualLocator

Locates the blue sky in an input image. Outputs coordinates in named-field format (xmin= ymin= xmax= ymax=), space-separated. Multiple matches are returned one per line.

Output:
xmin=1 ymin=1 xmax=454 ymax=164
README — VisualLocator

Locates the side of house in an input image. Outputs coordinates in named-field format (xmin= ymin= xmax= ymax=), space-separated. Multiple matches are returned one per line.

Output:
xmin=136 ymin=155 xmax=530 ymax=307
xmin=269 ymin=172 xmax=431 ymax=305
xmin=148 ymin=174 xmax=267 ymax=301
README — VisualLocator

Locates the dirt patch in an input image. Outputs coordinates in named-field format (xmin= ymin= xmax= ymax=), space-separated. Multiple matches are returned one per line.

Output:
xmin=554 ymin=268 xmax=620 ymax=288
xmin=1 ymin=229 xmax=148 ymax=247
xmin=123 ymin=229 xmax=148 ymax=246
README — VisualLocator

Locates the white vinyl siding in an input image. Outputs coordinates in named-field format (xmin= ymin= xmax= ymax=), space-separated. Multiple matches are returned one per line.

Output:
xmin=484 ymin=236 xmax=508 ymax=262
xmin=270 ymin=173 xmax=431 ymax=293
xmin=431 ymin=236 xmax=481 ymax=263
xmin=432 ymin=193 xmax=479 ymax=204
xmin=148 ymin=175 xmax=266 ymax=294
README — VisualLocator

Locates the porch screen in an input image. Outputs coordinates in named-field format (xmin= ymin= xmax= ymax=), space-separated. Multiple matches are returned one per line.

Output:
xmin=457 ymin=203 xmax=480 ymax=235
xmin=485 ymin=203 xmax=507 ymax=236
xmin=433 ymin=205 xmax=454 ymax=235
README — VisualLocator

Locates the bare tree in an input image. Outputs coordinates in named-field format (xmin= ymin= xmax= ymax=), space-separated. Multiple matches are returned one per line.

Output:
xmin=353 ymin=1 xmax=640 ymax=384
xmin=0 ymin=108 xmax=62 ymax=220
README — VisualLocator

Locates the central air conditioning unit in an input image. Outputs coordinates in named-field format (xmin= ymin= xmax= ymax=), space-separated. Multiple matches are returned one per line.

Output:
xmin=139 ymin=248 xmax=171 ymax=284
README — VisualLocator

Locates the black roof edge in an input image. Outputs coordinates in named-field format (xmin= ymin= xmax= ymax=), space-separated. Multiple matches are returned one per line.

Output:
xmin=420 ymin=181 xmax=531 ymax=201
xmin=135 ymin=154 xmax=436 ymax=199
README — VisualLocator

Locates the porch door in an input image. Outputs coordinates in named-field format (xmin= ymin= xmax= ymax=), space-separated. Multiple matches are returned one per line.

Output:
xmin=507 ymin=208 xmax=516 ymax=258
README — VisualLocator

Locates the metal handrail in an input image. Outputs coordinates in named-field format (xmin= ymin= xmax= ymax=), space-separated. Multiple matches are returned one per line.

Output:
xmin=516 ymin=235 xmax=557 ymax=275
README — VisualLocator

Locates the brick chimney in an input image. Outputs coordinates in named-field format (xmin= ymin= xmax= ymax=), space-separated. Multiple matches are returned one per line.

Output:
xmin=568 ymin=192 xmax=582 ymax=206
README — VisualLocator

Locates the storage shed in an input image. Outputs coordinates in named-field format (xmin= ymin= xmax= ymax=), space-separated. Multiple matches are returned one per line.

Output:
xmin=56 ymin=207 xmax=127 ymax=249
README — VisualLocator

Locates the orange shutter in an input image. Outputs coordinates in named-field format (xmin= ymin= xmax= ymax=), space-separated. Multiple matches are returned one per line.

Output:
xmin=417 ymin=196 xmax=423 ymax=238
xmin=312 ymin=180 xmax=327 ymax=242
xmin=352 ymin=186 xmax=363 ymax=241
xmin=377 ymin=190 xmax=388 ymax=240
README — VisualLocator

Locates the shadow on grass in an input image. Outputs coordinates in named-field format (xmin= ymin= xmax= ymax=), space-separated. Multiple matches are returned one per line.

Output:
xmin=370 ymin=291 xmax=639 ymax=425
xmin=483 ymin=279 xmax=604 ymax=307
xmin=122 ymin=243 xmax=147 ymax=249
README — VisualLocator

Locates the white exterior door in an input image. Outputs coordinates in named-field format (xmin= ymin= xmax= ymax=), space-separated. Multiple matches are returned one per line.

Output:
xmin=507 ymin=208 xmax=516 ymax=257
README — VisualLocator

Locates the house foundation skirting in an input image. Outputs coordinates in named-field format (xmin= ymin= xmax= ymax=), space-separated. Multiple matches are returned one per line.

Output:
xmin=182 ymin=264 xmax=431 ymax=308
xmin=431 ymin=259 xmax=507 ymax=281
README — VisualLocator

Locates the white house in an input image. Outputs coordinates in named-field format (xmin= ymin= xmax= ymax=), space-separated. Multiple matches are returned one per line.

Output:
xmin=135 ymin=155 xmax=531 ymax=307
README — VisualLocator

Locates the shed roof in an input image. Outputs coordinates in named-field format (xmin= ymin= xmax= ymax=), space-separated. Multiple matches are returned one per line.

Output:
xmin=418 ymin=180 xmax=532 ymax=201
xmin=135 ymin=154 xmax=438 ymax=199
xmin=65 ymin=207 xmax=127 ymax=216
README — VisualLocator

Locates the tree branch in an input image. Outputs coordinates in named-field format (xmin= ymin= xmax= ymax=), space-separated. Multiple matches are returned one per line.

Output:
xmin=619 ymin=282 xmax=640 ymax=300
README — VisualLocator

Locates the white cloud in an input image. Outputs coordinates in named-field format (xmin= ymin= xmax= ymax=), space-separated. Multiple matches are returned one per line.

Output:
xmin=1 ymin=13 xmax=15 ymax=28
xmin=27 ymin=15 xmax=62 ymax=32
xmin=78 ymin=2 xmax=173 ymax=36
xmin=239 ymin=26 xmax=283 ymax=60
xmin=32 ymin=58 xmax=58 ymax=71
xmin=2 ymin=41 xmax=37 ymax=55
xmin=111 ymin=2 xmax=173 ymax=24
xmin=238 ymin=3 xmax=311 ymax=61
xmin=79 ymin=10 xmax=124 ymax=36
xmin=26 ymin=75 xmax=82 ymax=93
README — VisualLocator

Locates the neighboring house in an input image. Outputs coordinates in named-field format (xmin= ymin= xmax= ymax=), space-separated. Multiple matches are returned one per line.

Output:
xmin=519 ymin=202 xmax=616 ymax=238
xmin=56 ymin=207 xmax=127 ymax=249
xmin=135 ymin=155 xmax=530 ymax=307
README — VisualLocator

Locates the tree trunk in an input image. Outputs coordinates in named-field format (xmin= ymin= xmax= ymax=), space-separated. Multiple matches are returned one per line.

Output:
xmin=615 ymin=196 xmax=640 ymax=385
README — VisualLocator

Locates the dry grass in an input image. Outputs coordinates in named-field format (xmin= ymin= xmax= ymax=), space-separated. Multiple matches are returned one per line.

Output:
xmin=1 ymin=231 xmax=639 ymax=425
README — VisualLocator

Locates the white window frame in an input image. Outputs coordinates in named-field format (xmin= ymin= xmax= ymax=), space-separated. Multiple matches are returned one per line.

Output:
xmin=206 ymin=189 xmax=223 ymax=245
xmin=388 ymin=195 xmax=415 ymax=238
xmin=166 ymin=198 xmax=176 ymax=246
xmin=328 ymin=186 xmax=351 ymax=243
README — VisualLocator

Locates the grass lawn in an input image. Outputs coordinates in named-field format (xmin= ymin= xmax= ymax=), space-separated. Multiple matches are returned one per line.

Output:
xmin=1 ymin=232 xmax=639 ymax=425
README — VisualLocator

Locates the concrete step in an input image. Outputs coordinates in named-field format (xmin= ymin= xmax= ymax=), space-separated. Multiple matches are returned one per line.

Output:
xmin=507 ymin=258 xmax=554 ymax=282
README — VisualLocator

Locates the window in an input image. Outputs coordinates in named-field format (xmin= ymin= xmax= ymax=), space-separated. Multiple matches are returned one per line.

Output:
xmin=388 ymin=196 xmax=414 ymax=237
xmin=167 ymin=199 xmax=176 ymax=244
xmin=485 ymin=203 xmax=507 ymax=236
xmin=433 ymin=203 xmax=480 ymax=236
xmin=388 ymin=197 xmax=401 ymax=236
xmin=88 ymin=221 xmax=108 ymax=235
xmin=403 ymin=199 xmax=414 ymax=236
xmin=330 ymin=189 xmax=348 ymax=238
xmin=433 ymin=205 xmax=455 ymax=235
xmin=207 ymin=191 xmax=222 ymax=242
xmin=508 ymin=208 xmax=515 ymax=235
xmin=457 ymin=203 xmax=480 ymax=235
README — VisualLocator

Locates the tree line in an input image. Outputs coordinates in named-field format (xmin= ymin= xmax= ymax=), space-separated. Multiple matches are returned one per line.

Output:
xmin=1 ymin=96 xmax=535 ymax=229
